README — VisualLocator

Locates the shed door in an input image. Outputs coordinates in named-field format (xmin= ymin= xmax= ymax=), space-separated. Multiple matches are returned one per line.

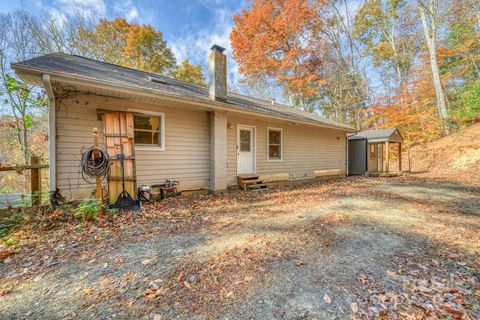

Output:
xmin=348 ymin=139 xmax=367 ymax=175
xmin=103 ymin=112 xmax=136 ymax=203
xmin=367 ymin=143 xmax=378 ymax=172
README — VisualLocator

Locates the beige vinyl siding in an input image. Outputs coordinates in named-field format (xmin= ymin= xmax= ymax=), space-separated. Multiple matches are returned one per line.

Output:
xmin=56 ymin=96 xmax=210 ymax=200
xmin=227 ymin=115 xmax=346 ymax=185
xmin=56 ymin=94 xmax=346 ymax=199
xmin=56 ymin=98 xmax=105 ymax=199
xmin=134 ymin=104 xmax=210 ymax=190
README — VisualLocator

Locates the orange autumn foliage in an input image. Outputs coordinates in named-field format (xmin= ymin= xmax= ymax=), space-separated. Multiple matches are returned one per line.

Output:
xmin=365 ymin=56 xmax=442 ymax=147
xmin=230 ymin=0 xmax=327 ymax=106
xmin=75 ymin=18 xmax=176 ymax=75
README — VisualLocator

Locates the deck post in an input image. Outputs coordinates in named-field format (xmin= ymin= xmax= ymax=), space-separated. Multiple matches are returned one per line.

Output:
xmin=398 ymin=143 xmax=402 ymax=172
xmin=30 ymin=156 xmax=42 ymax=206
xmin=385 ymin=141 xmax=390 ymax=174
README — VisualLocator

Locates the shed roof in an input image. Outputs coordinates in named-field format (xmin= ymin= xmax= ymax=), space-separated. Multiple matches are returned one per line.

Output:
xmin=348 ymin=128 xmax=403 ymax=143
xmin=11 ymin=53 xmax=354 ymax=132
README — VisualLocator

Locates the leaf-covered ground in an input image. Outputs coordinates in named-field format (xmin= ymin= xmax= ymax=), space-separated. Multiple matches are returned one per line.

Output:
xmin=0 ymin=176 xmax=479 ymax=319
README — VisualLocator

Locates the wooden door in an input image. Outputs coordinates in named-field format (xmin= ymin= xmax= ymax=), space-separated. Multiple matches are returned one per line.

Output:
xmin=103 ymin=112 xmax=136 ymax=203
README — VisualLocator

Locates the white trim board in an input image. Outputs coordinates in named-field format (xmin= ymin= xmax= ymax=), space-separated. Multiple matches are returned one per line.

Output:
xmin=267 ymin=126 xmax=284 ymax=162
xmin=128 ymin=108 xmax=166 ymax=151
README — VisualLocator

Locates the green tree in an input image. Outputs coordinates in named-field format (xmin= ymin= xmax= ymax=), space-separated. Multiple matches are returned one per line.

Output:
xmin=450 ymin=78 xmax=480 ymax=125
xmin=169 ymin=60 xmax=206 ymax=86
xmin=354 ymin=0 xmax=421 ymax=89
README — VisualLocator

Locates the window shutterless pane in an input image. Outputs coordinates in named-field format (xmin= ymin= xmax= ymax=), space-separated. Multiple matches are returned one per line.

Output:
xmin=269 ymin=130 xmax=281 ymax=145
xmin=269 ymin=145 xmax=281 ymax=159
xmin=134 ymin=116 xmax=160 ymax=131
xmin=134 ymin=130 xmax=159 ymax=145
xmin=240 ymin=130 xmax=251 ymax=152
xmin=268 ymin=129 xmax=282 ymax=160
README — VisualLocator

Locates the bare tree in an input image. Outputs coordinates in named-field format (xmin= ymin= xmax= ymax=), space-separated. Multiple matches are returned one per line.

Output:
xmin=0 ymin=11 xmax=47 ymax=164
xmin=417 ymin=0 xmax=449 ymax=134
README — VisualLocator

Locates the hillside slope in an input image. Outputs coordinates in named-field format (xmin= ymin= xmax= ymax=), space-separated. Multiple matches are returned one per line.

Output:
xmin=407 ymin=123 xmax=480 ymax=185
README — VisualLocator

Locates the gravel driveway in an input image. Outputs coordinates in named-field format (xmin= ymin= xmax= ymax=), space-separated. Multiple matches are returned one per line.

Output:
xmin=1 ymin=176 xmax=479 ymax=319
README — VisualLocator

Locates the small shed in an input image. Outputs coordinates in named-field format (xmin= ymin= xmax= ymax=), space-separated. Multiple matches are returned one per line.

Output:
xmin=348 ymin=128 xmax=403 ymax=175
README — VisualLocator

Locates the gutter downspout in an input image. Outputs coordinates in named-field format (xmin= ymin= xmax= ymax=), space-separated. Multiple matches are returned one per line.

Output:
xmin=42 ymin=74 xmax=56 ymax=200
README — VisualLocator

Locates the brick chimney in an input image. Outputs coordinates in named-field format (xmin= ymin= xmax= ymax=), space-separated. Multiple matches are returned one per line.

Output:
xmin=208 ymin=44 xmax=227 ymax=102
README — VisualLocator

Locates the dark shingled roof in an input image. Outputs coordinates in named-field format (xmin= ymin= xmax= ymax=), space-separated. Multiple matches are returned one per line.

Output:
xmin=11 ymin=53 xmax=354 ymax=131
xmin=348 ymin=128 xmax=403 ymax=142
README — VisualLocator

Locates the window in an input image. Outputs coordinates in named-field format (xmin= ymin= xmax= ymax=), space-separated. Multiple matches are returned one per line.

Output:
xmin=370 ymin=144 xmax=376 ymax=159
xmin=268 ymin=128 xmax=283 ymax=160
xmin=239 ymin=129 xmax=251 ymax=152
xmin=133 ymin=113 xmax=165 ymax=149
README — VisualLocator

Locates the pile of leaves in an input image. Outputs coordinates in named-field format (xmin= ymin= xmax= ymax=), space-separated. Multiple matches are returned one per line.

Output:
xmin=353 ymin=250 xmax=480 ymax=319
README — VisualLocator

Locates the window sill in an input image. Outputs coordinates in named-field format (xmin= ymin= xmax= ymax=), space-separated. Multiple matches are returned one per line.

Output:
xmin=267 ymin=158 xmax=283 ymax=162
xmin=135 ymin=146 xmax=165 ymax=151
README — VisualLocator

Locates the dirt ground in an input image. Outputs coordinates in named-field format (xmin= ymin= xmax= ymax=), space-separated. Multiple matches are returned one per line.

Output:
xmin=1 ymin=175 xmax=479 ymax=319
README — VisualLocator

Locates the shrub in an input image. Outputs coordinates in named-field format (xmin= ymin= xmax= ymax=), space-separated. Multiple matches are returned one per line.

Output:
xmin=75 ymin=199 xmax=102 ymax=223
xmin=0 ymin=210 xmax=23 ymax=244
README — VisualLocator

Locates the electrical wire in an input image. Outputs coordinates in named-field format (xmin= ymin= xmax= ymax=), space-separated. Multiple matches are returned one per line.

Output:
xmin=80 ymin=146 xmax=110 ymax=183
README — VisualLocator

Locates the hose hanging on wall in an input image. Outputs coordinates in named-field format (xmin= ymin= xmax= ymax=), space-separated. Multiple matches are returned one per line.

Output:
xmin=80 ymin=146 xmax=110 ymax=184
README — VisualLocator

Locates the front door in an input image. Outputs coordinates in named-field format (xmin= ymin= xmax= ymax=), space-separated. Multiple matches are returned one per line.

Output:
xmin=237 ymin=125 xmax=255 ymax=174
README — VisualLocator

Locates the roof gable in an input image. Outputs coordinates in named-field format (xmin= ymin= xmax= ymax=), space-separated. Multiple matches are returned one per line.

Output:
xmin=348 ymin=128 xmax=403 ymax=143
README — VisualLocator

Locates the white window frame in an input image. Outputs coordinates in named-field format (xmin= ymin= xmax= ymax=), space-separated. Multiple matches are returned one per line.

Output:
xmin=267 ymin=127 xmax=283 ymax=161
xmin=129 ymin=108 xmax=165 ymax=151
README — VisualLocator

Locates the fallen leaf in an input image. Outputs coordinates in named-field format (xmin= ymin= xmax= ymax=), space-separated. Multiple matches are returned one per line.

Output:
xmin=0 ymin=287 xmax=12 ymax=297
xmin=351 ymin=302 xmax=358 ymax=313
xmin=444 ymin=306 xmax=463 ymax=319
xmin=357 ymin=274 xmax=369 ymax=284
xmin=183 ymin=281 xmax=192 ymax=290
xmin=323 ymin=294 xmax=332 ymax=304
xmin=153 ymin=314 xmax=162 ymax=320
xmin=33 ymin=274 xmax=43 ymax=282
xmin=0 ymin=251 xmax=14 ymax=260
xmin=386 ymin=270 xmax=396 ymax=276
xmin=295 ymin=259 xmax=305 ymax=266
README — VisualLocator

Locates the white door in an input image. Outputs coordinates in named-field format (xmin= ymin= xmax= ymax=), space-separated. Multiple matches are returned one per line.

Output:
xmin=237 ymin=125 xmax=255 ymax=174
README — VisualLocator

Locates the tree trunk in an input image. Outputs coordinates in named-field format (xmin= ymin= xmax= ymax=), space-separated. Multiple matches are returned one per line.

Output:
xmin=418 ymin=0 xmax=449 ymax=135
xmin=22 ymin=117 xmax=29 ymax=164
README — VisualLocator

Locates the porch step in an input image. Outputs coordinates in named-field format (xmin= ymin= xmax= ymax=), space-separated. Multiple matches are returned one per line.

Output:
xmin=237 ymin=174 xmax=259 ymax=180
xmin=237 ymin=174 xmax=268 ymax=191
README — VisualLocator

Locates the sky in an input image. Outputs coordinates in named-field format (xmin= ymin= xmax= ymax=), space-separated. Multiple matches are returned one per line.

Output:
xmin=0 ymin=0 xmax=248 ymax=88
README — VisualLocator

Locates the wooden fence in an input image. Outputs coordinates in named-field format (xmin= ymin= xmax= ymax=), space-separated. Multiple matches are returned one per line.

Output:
xmin=0 ymin=156 xmax=49 ymax=207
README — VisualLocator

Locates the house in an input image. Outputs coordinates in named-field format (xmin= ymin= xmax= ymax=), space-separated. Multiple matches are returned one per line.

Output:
xmin=348 ymin=128 xmax=403 ymax=175
xmin=12 ymin=45 xmax=355 ymax=200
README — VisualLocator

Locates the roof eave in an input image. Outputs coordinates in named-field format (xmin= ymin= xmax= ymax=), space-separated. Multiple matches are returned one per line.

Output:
xmin=11 ymin=63 xmax=355 ymax=132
